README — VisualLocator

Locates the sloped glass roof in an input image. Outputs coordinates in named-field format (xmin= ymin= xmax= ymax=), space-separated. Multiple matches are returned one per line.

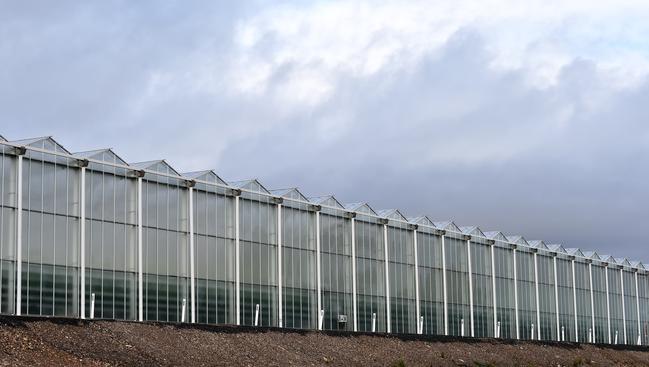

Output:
xmin=74 ymin=148 xmax=128 ymax=166
xmin=377 ymin=209 xmax=407 ymax=221
xmin=600 ymin=255 xmax=615 ymax=263
xmin=615 ymin=257 xmax=631 ymax=266
xmin=308 ymin=195 xmax=344 ymax=209
xmin=0 ymin=134 xmax=6 ymax=142
xmin=408 ymin=216 xmax=436 ymax=227
xmin=270 ymin=188 xmax=307 ymax=201
xmin=484 ymin=231 xmax=509 ymax=242
xmin=131 ymin=160 xmax=180 ymax=176
xmin=548 ymin=244 xmax=567 ymax=253
xmin=582 ymin=251 xmax=602 ymax=260
xmin=507 ymin=235 xmax=528 ymax=246
xmin=344 ymin=202 xmax=376 ymax=215
xmin=183 ymin=170 xmax=228 ymax=185
xmin=566 ymin=248 xmax=585 ymax=257
xmin=229 ymin=179 xmax=270 ymax=194
xmin=630 ymin=261 xmax=645 ymax=269
xmin=11 ymin=136 xmax=70 ymax=154
xmin=460 ymin=226 xmax=485 ymax=237
xmin=528 ymin=240 xmax=548 ymax=250
xmin=434 ymin=221 xmax=461 ymax=232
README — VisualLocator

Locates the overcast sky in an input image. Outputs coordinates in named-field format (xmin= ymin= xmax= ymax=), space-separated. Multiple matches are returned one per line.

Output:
xmin=1 ymin=1 xmax=648 ymax=261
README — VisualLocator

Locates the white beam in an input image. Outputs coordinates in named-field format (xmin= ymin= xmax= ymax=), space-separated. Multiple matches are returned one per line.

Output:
xmin=554 ymin=256 xmax=560 ymax=341
xmin=235 ymin=195 xmax=240 ymax=325
xmin=491 ymin=244 xmax=498 ymax=337
xmin=277 ymin=204 xmax=283 ymax=328
xmin=534 ymin=253 xmax=540 ymax=340
xmin=383 ymin=224 xmax=391 ymax=333
xmin=621 ymin=268 xmax=627 ymax=344
xmin=80 ymin=166 xmax=86 ymax=319
xmin=441 ymin=235 xmax=448 ymax=336
xmin=636 ymin=271 xmax=641 ymax=345
xmin=351 ymin=218 xmax=358 ymax=332
xmin=413 ymin=229 xmax=421 ymax=334
xmin=15 ymin=155 xmax=23 ymax=316
xmin=137 ymin=176 xmax=143 ymax=322
xmin=513 ymin=248 xmax=519 ymax=340
xmin=467 ymin=239 xmax=474 ymax=337
xmin=589 ymin=263 xmax=595 ymax=343
xmin=605 ymin=266 xmax=611 ymax=344
xmin=316 ymin=211 xmax=322 ymax=330
xmin=189 ymin=187 xmax=195 ymax=323
xmin=572 ymin=259 xmax=578 ymax=343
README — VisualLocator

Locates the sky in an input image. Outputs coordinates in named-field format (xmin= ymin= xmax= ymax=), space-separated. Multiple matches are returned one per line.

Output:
xmin=1 ymin=0 xmax=648 ymax=261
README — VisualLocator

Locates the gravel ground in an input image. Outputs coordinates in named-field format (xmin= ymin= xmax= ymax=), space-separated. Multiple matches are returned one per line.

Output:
xmin=0 ymin=316 xmax=648 ymax=366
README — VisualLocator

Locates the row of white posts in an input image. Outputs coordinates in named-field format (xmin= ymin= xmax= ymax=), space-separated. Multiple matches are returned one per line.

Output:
xmin=5 ymin=150 xmax=644 ymax=345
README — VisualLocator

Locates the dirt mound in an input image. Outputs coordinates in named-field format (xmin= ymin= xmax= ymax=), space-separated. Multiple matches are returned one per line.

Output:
xmin=0 ymin=316 xmax=647 ymax=366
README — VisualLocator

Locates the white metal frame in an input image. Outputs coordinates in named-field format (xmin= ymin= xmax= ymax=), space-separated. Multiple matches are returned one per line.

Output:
xmin=277 ymin=203 xmax=283 ymax=328
xmin=491 ymin=244 xmax=498 ymax=337
xmin=467 ymin=239 xmax=474 ymax=337
xmin=554 ymin=256 xmax=560 ymax=341
xmin=572 ymin=259 xmax=578 ymax=342
xmin=316 ymin=211 xmax=322 ymax=330
xmin=383 ymin=224 xmax=391 ymax=333
xmin=15 ymin=154 xmax=23 ymax=316
xmin=189 ymin=186 xmax=195 ymax=323
xmin=351 ymin=217 xmax=358 ymax=332
xmin=235 ymin=195 xmax=241 ymax=325
xmin=589 ymin=263 xmax=595 ymax=343
xmin=80 ymin=166 xmax=86 ymax=319
xmin=513 ymin=248 xmax=519 ymax=340
xmin=137 ymin=176 xmax=143 ymax=322
xmin=441 ymin=235 xmax=448 ymax=335
xmin=635 ymin=270 xmax=641 ymax=345
xmin=605 ymin=265 xmax=611 ymax=344
xmin=534 ymin=252 xmax=541 ymax=340
xmin=621 ymin=268 xmax=627 ymax=344
xmin=413 ymin=229 xmax=421 ymax=334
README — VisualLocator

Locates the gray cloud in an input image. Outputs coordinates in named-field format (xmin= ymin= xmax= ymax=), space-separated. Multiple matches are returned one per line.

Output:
xmin=1 ymin=2 xmax=648 ymax=261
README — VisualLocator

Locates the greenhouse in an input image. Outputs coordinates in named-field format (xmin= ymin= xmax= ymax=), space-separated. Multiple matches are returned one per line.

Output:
xmin=0 ymin=135 xmax=647 ymax=346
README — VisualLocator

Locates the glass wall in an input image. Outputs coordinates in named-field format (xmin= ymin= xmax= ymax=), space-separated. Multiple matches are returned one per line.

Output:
xmin=493 ymin=246 xmax=516 ymax=339
xmin=239 ymin=191 xmax=278 ymax=326
xmin=446 ymin=235 xmax=470 ymax=336
xmin=574 ymin=261 xmax=592 ymax=342
xmin=607 ymin=268 xmax=624 ymax=344
xmin=280 ymin=201 xmax=316 ymax=329
xmin=556 ymin=258 xmax=575 ymax=341
xmin=471 ymin=240 xmax=494 ymax=337
xmin=516 ymin=249 xmax=536 ymax=340
xmin=417 ymin=228 xmax=444 ymax=335
xmin=386 ymin=221 xmax=416 ymax=334
xmin=591 ymin=264 xmax=608 ymax=343
xmin=355 ymin=215 xmax=386 ymax=332
xmin=320 ymin=208 xmax=353 ymax=331
xmin=0 ymin=147 xmax=16 ymax=314
xmin=639 ymin=272 xmax=649 ymax=346
xmin=537 ymin=254 xmax=556 ymax=340
xmin=85 ymin=161 xmax=137 ymax=320
xmin=21 ymin=150 xmax=80 ymax=317
xmin=193 ymin=182 xmax=236 ymax=325
xmin=142 ymin=171 xmax=189 ymax=322
xmin=622 ymin=270 xmax=638 ymax=344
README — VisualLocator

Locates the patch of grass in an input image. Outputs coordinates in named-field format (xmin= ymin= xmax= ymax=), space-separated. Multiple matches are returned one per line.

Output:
xmin=473 ymin=361 xmax=496 ymax=367
xmin=392 ymin=359 xmax=406 ymax=367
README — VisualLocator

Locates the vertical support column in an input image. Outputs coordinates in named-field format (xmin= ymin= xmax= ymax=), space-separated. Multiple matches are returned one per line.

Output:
xmin=235 ymin=195 xmax=241 ymax=325
xmin=589 ymin=263 xmax=595 ymax=343
xmin=15 ymin=154 xmax=23 ymax=316
xmin=351 ymin=217 xmax=358 ymax=332
xmin=621 ymin=268 xmax=627 ymax=344
xmin=137 ymin=176 xmax=143 ymax=322
xmin=277 ymin=203 xmax=283 ymax=328
xmin=554 ymin=256 xmax=560 ymax=341
xmin=534 ymin=252 xmax=541 ymax=340
xmin=572 ymin=260 xmax=578 ymax=342
xmin=605 ymin=266 xmax=611 ymax=344
xmin=413 ymin=229 xmax=421 ymax=334
xmin=80 ymin=166 xmax=86 ymax=319
xmin=491 ymin=244 xmax=498 ymax=337
xmin=467 ymin=239 xmax=474 ymax=337
xmin=188 ymin=186 xmax=195 ymax=323
xmin=513 ymin=248 xmax=519 ymax=340
xmin=315 ymin=211 xmax=322 ymax=330
xmin=636 ymin=271 xmax=641 ymax=345
xmin=383 ymin=224 xmax=391 ymax=333
xmin=441 ymin=235 xmax=448 ymax=336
